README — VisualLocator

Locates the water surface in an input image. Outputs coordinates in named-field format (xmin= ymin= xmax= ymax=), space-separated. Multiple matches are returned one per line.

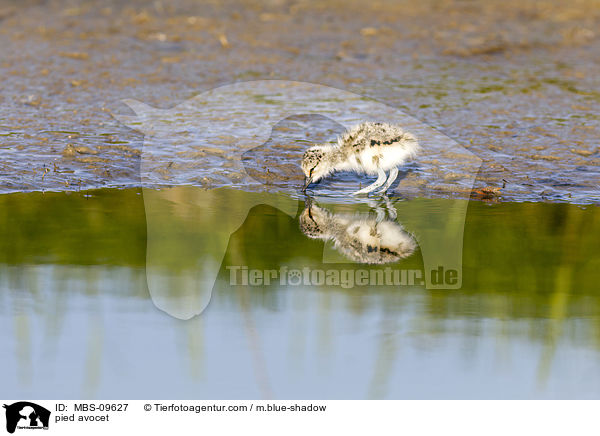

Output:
xmin=1 ymin=188 xmax=599 ymax=398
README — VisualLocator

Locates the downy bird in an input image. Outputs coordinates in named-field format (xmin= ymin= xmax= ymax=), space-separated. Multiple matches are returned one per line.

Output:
xmin=301 ymin=122 xmax=420 ymax=194
xmin=299 ymin=198 xmax=416 ymax=264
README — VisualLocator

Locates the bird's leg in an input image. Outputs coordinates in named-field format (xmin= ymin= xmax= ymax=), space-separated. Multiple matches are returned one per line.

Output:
xmin=373 ymin=203 xmax=386 ymax=223
xmin=367 ymin=198 xmax=379 ymax=209
xmin=367 ymin=197 xmax=387 ymax=222
xmin=376 ymin=167 xmax=399 ymax=193
xmin=354 ymin=168 xmax=387 ymax=195
xmin=381 ymin=194 xmax=397 ymax=220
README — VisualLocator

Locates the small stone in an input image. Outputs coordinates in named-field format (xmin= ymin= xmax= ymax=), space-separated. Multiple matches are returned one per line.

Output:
xmin=360 ymin=27 xmax=378 ymax=37
xmin=571 ymin=148 xmax=596 ymax=157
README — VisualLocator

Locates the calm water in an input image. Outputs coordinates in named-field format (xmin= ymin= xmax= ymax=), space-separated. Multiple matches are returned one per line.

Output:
xmin=2 ymin=0 xmax=600 ymax=400
xmin=1 ymin=188 xmax=599 ymax=398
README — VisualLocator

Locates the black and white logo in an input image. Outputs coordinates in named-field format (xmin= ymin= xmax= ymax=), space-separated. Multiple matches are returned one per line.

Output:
xmin=3 ymin=402 xmax=50 ymax=434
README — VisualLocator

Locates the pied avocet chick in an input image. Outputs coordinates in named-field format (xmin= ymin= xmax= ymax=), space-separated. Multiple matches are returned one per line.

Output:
xmin=299 ymin=198 xmax=416 ymax=265
xmin=301 ymin=122 xmax=420 ymax=195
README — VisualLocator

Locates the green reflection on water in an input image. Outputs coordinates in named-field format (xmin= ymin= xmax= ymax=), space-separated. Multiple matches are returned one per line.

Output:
xmin=1 ymin=187 xmax=599 ymax=304
xmin=1 ymin=187 xmax=600 ymax=397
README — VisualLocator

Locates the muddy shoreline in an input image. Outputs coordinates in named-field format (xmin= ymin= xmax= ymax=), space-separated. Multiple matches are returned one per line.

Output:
xmin=0 ymin=0 xmax=599 ymax=203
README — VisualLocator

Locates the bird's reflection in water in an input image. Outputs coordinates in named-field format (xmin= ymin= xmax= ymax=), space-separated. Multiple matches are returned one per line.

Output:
xmin=299 ymin=196 xmax=417 ymax=264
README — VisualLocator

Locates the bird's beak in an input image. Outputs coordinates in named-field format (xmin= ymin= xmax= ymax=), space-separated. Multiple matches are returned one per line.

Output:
xmin=302 ymin=176 xmax=313 ymax=192
xmin=304 ymin=194 xmax=313 ymax=209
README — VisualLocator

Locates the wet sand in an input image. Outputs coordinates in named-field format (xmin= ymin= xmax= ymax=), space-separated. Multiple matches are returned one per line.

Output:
xmin=0 ymin=0 xmax=599 ymax=203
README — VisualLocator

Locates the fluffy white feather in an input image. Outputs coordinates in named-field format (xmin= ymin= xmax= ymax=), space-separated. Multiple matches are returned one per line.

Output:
xmin=301 ymin=122 xmax=420 ymax=194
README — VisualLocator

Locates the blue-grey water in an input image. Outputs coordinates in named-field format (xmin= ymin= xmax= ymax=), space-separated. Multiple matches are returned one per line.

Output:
xmin=1 ymin=188 xmax=599 ymax=399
